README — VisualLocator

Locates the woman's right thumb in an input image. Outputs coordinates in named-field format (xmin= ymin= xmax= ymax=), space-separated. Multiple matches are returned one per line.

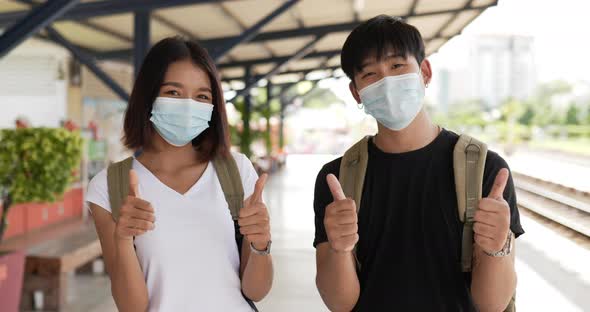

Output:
xmin=129 ymin=169 xmax=139 ymax=197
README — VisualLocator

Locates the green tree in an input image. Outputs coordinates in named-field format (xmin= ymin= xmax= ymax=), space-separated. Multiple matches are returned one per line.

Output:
xmin=565 ymin=103 xmax=580 ymax=125
xmin=446 ymin=99 xmax=487 ymax=127
xmin=517 ymin=101 xmax=536 ymax=125
xmin=0 ymin=128 xmax=83 ymax=241
xmin=302 ymin=87 xmax=343 ymax=109
xmin=500 ymin=97 xmax=526 ymax=122
xmin=530 ymin=81 xmax=573 ymax=126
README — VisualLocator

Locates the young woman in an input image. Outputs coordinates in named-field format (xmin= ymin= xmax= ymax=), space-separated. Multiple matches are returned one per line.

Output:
xmin=86 ymin=37 xmax=273 ymax=311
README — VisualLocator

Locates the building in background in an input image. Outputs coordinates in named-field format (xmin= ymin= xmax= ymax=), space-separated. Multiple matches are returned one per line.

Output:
xmin=435 ymin=34 xmax=537 ymax=111
xmin=0 ymin=39 xmax=69 ymax=128
xmin=471 ymin=35 xmax=537 ymax=109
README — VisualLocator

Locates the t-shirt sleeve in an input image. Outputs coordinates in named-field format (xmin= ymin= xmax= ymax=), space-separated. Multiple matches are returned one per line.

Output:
xmin=233 ymin=152 xmax=258 ymax=199
xmin=482 ymin=151 xmax=525 ymax=238
xmin=85 ymin=168 xmax=112 ymax=213
xmin=313 ymin=158 xmax=342 ymax=247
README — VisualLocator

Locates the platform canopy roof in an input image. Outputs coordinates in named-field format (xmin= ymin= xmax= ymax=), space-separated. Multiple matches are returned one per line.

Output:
xmin=0 ymin=0 xmax=496 ymax=97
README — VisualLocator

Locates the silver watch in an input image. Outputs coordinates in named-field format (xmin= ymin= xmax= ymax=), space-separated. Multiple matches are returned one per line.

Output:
xmin=484 ymin=232 xmax=513 ymax=257
xmin=250 ymin=240 xmax=272 ymax=256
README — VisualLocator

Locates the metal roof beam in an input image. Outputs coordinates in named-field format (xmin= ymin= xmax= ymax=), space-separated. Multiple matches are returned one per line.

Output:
xmin=96 ymin=3 xmax=492 ymax=61
xmin=203 ymin=4 xmax=494 ymax=47
xmin=152 ymin=14 xmax=198 ymax=41
xmin=408 ymin=0 xmax=420 ymax=16
xmin=0 ymin=0 xmax=234 ymax=27
xmin=219 ymin=49 xmax=338 ymax=69
xmin=217 ymin=33 xmax=446 ymax=69
xmin=432 ymin=0 xmax=475 ymax=39
xmin=222 ymin=65 xmax=340 ymax=83
xmin=0 ymin=0 xmax=79 ymax=58
xmin=229 ymin=35 xmax=324 ymax=101
xmin=211 ymin=0 xmax=300 ymax=61
xmin=16 ymin=0 xmax=132 ymax=43
xmin=46 ymin=26 xmax=130 ymax=102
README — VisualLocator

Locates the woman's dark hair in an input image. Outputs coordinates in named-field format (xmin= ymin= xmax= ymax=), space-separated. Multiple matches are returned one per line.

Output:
xmin=341 ymin=15 xmax=426 ymax=81
xmin=123 ymin=36 xmax=230 ymax=161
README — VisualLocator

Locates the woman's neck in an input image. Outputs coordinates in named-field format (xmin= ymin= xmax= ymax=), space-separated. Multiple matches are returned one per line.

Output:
xmin=373 ymin=109 xmax=440 ymax=154
xmin=137 ymin=136 xmax=201 ymax=172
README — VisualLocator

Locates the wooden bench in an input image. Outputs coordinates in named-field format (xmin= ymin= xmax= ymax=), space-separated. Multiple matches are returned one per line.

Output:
xmin=0 ymin=219 xmax=102 ymax=311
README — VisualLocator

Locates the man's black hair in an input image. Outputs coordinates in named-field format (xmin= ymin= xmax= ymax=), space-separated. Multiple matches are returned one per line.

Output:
xmin=341 ymin=15 xmax=426 ymax=81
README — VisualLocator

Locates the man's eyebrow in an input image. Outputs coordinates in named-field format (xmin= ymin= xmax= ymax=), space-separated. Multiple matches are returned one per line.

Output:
xmin=384 ymin=52 xmax=405 ymax=60
xmin=360 ymin=60 xmax=375 ymax=71
xmin=360 ymin=52 xmax=406 ymax=71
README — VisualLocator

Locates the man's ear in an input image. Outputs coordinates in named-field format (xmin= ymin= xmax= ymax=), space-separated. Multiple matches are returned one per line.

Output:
xmin=420 ymin=59 xmax=433 ymax=86
xmin=349 ymin=81 xmax=362 ymax=104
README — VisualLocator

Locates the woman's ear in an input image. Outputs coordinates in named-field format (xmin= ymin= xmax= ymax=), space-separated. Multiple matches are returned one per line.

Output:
xmin=349 ymin=81 xmax=362 ymax=104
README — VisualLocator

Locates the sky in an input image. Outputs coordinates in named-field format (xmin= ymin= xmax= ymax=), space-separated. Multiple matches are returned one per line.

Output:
xmin=430 ymin=0 xmax=590 ymax=84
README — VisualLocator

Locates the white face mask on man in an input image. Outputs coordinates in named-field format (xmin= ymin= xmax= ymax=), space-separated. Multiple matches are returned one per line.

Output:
xmin=358 ymin=71 xmax=425 ymax=131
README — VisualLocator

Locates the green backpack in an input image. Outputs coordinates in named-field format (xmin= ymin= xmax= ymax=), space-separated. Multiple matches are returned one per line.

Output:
xmin=339 ymin=134 xmax=516 ymax=312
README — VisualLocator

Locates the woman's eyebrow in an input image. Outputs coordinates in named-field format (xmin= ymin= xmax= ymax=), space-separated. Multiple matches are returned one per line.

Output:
xmin=161 ymin=81 xmax=183 ymax=88
xmin=198 ymin=87 xmax=212 ymax=93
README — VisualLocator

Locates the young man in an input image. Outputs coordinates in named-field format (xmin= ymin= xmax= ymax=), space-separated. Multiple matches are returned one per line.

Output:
xmin=313 ymin=15 xmax=524 ymax=312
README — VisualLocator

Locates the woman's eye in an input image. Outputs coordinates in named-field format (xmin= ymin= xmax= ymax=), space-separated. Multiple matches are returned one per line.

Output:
xmin=393 ymin=64 xmax=404 ymax=69
xmin=196 ymin=94 xmax=211 ymax=101
xmin=165 ymin=90 xmax=180 ymax=96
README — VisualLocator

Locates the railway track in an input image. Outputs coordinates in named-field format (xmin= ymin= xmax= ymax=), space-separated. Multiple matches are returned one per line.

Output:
xmin=513 ymin=172 xmax=590 ymax=241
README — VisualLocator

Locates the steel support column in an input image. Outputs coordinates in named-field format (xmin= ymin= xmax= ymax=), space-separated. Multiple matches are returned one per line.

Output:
xmin=134 ymin=10 xmax=151 ymax=77
xmin=265 ymin=80 xmax=273 ymax=155
xmin=241 ymin=66 xmax=253 ymax=157
xmin=279 ymin=93 xmax=286 ymax=150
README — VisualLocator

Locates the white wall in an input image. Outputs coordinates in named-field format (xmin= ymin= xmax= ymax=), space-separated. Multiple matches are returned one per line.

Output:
xmin=0 ymin=38 xmax=70 ymax=128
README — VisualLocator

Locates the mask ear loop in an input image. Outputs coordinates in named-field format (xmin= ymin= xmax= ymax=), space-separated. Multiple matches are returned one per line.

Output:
xmin=357 ymin=102 xmax=364 ymax=109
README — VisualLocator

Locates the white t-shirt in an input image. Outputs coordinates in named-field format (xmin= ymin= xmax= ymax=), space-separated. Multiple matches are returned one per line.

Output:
xmin=86 ymin=152 xmax=257 ymax=312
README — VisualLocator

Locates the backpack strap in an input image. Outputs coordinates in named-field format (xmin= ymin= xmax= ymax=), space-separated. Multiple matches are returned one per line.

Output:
xmin=453 ymin=134 xmax=487 ymax=272
xmin=212 ymin=154 xmax=245 ymax=220
xmin=339 ymin=136 xmax=370 ymax=210
xmin=106 ymin=157 xmax=134 ymax=221
xmin=339 ymin=136 xmax=371 ymax=271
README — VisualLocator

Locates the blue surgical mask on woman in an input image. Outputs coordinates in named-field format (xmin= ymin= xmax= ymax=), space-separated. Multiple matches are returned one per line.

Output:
xmin=149 ymin=96 xmax=214 ymax=147
xmin=358 ymin=72 xmax=425 ymax=131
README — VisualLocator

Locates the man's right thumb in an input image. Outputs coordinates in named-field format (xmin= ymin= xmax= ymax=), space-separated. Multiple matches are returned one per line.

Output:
xmin=327 ymin=174 xmax=345 ymax=201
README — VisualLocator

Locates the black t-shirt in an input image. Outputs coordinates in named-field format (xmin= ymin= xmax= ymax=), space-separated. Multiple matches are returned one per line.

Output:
xmin=313 ymin=129 xmax=525 ymax=312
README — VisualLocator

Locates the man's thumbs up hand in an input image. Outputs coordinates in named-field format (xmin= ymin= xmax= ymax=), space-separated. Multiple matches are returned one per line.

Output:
xmin=323 ymin=174 xmax=359 ymax=253
xmin=473 ymin=168 xmax=512 ymax=255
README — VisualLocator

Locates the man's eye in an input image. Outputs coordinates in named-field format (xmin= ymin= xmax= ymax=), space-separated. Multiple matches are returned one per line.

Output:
xmin=393 ymin=64 xmax=404 ymax=69
xmin=362 ymin=72 xmax=375 ymax=79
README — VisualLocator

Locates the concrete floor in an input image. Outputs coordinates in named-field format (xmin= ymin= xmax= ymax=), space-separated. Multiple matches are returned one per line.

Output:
xmin=60 ymin=154 xmax=589 ymax=312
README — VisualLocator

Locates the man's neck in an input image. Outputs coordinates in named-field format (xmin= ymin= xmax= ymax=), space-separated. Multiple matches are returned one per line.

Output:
xmin=373 ymin=109 xmax=440 ymax=154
